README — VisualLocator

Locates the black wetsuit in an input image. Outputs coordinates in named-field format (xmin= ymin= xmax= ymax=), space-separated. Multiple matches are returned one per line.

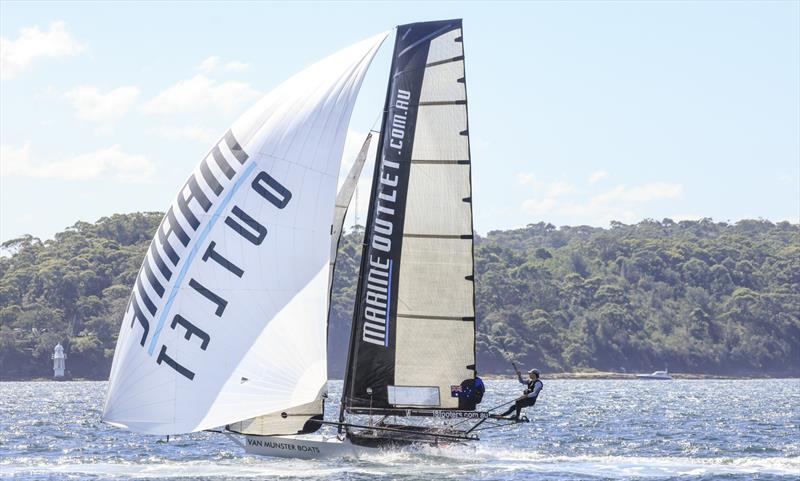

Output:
xmin=501 ymin=378 xmax=543 ymax=419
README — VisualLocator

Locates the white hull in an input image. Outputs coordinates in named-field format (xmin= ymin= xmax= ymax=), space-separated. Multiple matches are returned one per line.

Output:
xmin=637 ymin=370 xmax=672 ymax=380
xmin=243 ymin=434 xmax=370 ymax=459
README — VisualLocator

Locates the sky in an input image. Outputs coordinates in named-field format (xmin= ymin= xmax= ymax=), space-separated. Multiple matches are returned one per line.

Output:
xmin=1 ymin=1 xmax=798 ymax=243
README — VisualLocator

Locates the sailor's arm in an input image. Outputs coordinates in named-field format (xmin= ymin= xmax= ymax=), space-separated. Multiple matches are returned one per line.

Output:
xmin=514 ymin=363 xmax=524 ymax=384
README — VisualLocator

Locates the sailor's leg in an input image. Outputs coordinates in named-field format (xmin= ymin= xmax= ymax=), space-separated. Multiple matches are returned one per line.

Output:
xmin=500 ymin=404 xmax=516 ymax=417
xmin=517 ymin=398 xmax=536 ymax=420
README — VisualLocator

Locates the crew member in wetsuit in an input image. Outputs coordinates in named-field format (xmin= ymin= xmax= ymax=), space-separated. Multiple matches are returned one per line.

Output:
xmin=455 ymin=372 xmax=486 ymax=410
xmin=500 ymin=368 xmax=543 ymax=421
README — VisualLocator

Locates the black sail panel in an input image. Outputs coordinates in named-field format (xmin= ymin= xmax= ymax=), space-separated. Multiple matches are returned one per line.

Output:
xmin=344 ymin=19 xmax=475 ymax=411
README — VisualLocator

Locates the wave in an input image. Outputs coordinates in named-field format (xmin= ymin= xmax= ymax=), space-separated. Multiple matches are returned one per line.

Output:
xmin=398 ymin=444 xmax=800 ymax=478
xmin=2 ymin=451 xmax=798 ymax=480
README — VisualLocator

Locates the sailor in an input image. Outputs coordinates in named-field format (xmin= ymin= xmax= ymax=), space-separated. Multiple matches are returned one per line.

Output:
xmin=454 ymin=373 xmax=485 ymax=410
xmin=500 ymin=368 xmax=542 ymax=421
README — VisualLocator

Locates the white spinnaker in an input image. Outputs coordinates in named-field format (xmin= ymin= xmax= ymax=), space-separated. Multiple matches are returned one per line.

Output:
xmin=227 ymin=133 xmax=373 ymax=437
xmin=103 ymin=32 xmax=387 ymax=435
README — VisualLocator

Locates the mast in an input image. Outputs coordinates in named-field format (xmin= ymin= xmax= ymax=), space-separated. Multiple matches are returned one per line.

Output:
xmin=339 ymin=33 xmax=400 ymax=426
xmin=341 ymin=19 xmax=476 ymax=417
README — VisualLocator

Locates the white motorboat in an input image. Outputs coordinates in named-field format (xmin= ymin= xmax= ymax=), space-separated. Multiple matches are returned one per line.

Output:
xmin=637 ymin=369 xmax=672 ymax=380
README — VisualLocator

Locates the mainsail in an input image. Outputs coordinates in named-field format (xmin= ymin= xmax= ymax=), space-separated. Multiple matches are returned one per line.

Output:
xmin=343 ymin=19 xmax=476 ymax=411
xmin=103 ymin=32 xmax=387 ymax=435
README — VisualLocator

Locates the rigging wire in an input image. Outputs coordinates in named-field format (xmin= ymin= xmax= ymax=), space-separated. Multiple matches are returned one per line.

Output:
xmin=369 ymin=108 xmax=383 ymax=134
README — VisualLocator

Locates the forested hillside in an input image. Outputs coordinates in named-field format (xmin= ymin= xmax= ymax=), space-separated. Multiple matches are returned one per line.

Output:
xmin=1 ymin=214 xmax=797 ymax=380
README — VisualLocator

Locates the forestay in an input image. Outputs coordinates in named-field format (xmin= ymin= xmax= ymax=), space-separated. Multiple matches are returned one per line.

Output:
xmin=343 ymin=20 xmax=476 ymax=411
xmin=102 ymin=32 xmax=387 ymax=435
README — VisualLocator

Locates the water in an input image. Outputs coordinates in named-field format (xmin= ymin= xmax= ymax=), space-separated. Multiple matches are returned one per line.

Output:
xmin=1 ymin=379 xmax=798 ymax=480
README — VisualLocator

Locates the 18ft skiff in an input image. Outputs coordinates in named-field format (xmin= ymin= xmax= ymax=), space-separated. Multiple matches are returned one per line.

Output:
xmin=102 ymin=19 xmax=521 ymax=459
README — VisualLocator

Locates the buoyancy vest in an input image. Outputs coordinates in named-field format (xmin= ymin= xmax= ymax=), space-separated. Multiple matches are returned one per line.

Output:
xmin=526 ymin=379 xmax=543 ymax=399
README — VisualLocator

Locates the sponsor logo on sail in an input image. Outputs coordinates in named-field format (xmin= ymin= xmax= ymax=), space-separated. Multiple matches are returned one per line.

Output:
xmin=361 ymin=88 xmax=411 ymax=347
xmin=126 ymin=130 xmax=293 ymax=381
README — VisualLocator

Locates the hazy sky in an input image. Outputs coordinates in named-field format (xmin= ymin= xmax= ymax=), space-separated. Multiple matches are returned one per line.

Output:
xmin=1 ymin=1 xmax=798 ymax=242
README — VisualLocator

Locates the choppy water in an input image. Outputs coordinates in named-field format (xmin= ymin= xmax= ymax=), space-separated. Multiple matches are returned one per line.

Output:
xmin=0 ymin=379 xmax=798 ymax=480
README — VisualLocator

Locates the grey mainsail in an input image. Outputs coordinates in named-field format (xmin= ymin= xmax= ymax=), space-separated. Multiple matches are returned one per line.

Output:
xmin=343 ymin=19 xmax=476 ymax=412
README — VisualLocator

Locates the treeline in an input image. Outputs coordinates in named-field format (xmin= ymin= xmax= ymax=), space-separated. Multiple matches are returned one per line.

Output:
xmin=0 ymin=214 xmax=797 ymax=380
xmin=468 ymin=220 xmax=799 ymax=376
xmin=0 ymin=214 xmax=160 ymax=380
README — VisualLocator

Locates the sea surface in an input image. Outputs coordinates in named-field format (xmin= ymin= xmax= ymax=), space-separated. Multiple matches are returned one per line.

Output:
xmin=0 ymin=379 xmax=798 ymax=480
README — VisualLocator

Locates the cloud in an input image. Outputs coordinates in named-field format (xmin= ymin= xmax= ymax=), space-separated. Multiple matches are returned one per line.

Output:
xmin=516 ymin=172 xmax=535 ymax=185
xmin=546 ymin=181 xmax=577 ymax=197
xmin=555 ymin=201 xmax=638 ymax=225
xmin=197 ymin=56 xmax=219 ymax=73
xmin=196 ymin=56 xmax=249 ymax=73
xmin=1 ymin=21 xmax=85 ymax=79
xmin=669 ymin=213 xmax=704 ymax=222
xmin=593 ymin=182 xmax=682 ymax=204
xmin=588 ymin=170 xmax=608 ymax=184
xmin=521 ymin=198 xmax=558 ymax=216
xmin=157 ymin=125 xmax=217 ymax=144
xmin=141 ymin=74 xmax=261 ymax=115
xmin=1 ymin=142 xmax=154 ymax=182
xmin=516 ymin=176 xmax=564 ymax=217
xmin=64 ymin=86 xmax=140 ymax=121
xmin=520 ymin=181 xmax=683 ymax=226
xmin=225 ymin=60 xmax=250 ymax=72
xmin=0 ymin=142 xmax=32 ymax=177
xmin=516 ymin=173 xmax=575 ymax=197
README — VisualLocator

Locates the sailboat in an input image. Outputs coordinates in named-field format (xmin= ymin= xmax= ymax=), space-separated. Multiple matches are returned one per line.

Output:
xmin=103 ymin=19 xmax=520 ymax=459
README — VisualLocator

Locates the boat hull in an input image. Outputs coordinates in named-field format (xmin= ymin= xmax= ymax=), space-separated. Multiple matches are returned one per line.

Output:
xmin=243 ymin=434 xmax=368 ymax=459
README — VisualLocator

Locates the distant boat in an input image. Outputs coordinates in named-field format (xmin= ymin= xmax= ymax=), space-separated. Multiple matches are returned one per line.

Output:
xmin=637 ymin=369 xmax=672 ymax=380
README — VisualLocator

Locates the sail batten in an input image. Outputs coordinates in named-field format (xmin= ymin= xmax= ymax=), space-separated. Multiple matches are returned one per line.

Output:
xmin=343 ymin=20 xmax=476 ymax=413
